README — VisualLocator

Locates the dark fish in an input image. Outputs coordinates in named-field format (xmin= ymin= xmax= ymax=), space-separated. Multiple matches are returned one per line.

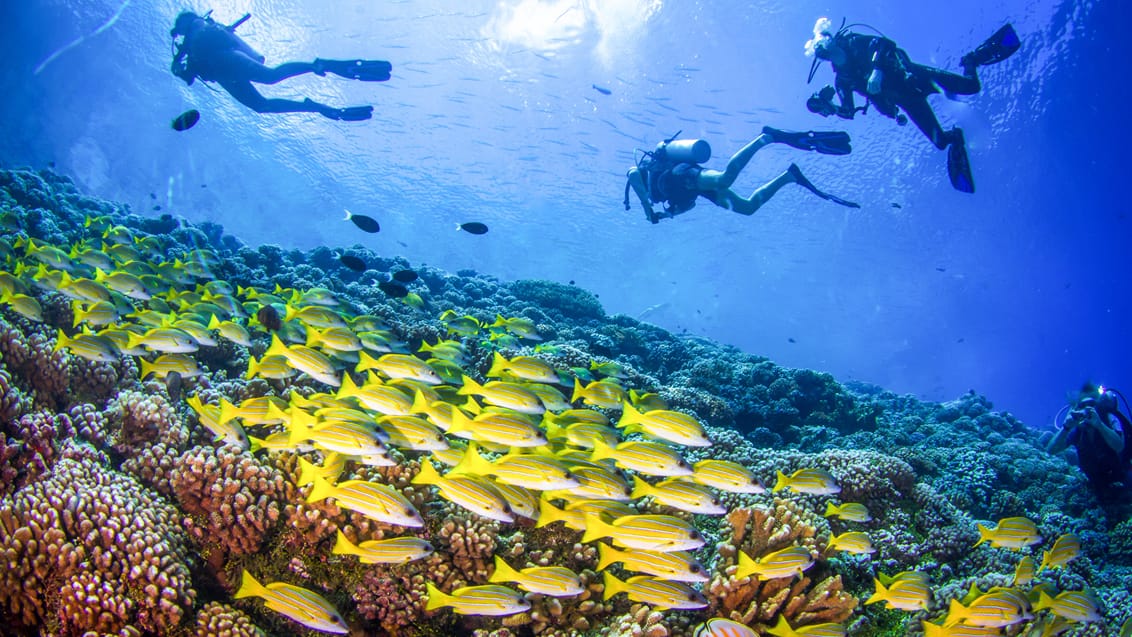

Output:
xmin=957 ymin=338 xmax=965 ymax=343
xmin=172 ymin=109 xmax=200 ymax=131
xmin=392 ymin=269 xmax=418 ymax=283
xmin=788 ymin=338 xmax=796 ymax=343
xmin=569 ymin=280 xmax=575 ymax=285
xmin=592 ymin=84 xmax=612 ymax=95
xmin=936 ymin=267 xmax=946 ymax=272
xmin=397 ymin=241 xmax=409 ymax=248
xmin=891 ymin=202 xmax=902 ymax=209
xmin=149 ymin=193 xmax=157 ymax=199
xmin=458 ymin=222 xmax=488 ymax=235
xmin=378 ymin=281 xmax=409 ymax=298
xmin=344 ymin=209 xmax=380 ymax=233
xmin=340 ymin=254 xmax=366 ymax=272
xmin=165 ymin=371 xmax=182 ymax=403
xmin=257 ymin=305 xmax=282 ymax=332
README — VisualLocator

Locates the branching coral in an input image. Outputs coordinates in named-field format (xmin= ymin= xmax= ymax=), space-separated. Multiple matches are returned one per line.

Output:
xmin=706 ymin=502 xmax=856 ymax=630
xmin=191 ymin=601 xmax=267 ymax=637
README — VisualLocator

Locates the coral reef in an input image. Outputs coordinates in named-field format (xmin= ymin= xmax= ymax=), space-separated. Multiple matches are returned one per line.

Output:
xmin=0 ymin=167 xmax=1128 ymax=637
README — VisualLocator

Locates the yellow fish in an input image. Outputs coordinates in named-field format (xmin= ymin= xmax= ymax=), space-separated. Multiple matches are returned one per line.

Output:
xmin=825 ymin=531 xmax=874 ymax=555
xmin=974 ymin=517 xmax=1041 ymax=550
xmin=296 ymin=454 xmax=346 ymax=487
xmin=331 ymin=530 xmax=434 ymax=564
xmin=53 ymin=329 xmax=118 ymax=363
xmin=448 ymin=409 xmax=547 ymax=448
xmin=234 ymin=570 xmax=348 ymax=634
xmin=486 ymin=351 xmax=558 ymax=383
xmin=490 ymin=314 xmax=541 ymax=340
xmin=921 ymin=621 xmax=1001 ymax=636
xmin=186 ymin=394 xmax=249 ymax=449
xmin=691 ymin=459 xmax=766 ymax=493
xmin=601 ymin=572 xmax=707 ymax=610
xmin=126 ymin=327 xmax=198 ymax=354
xmin=773 ymin=468 xmax=840 ymax=495
xmin=1012 ymin=555 xmax=1035 ymax=586
xmin=823 ymin=502 xmax=872 ymax=522
xmin=596 ymin=543 xmax=708 ymax=582
xmin=451 ymin=443 xmax=578 ymax=490
xmin=735 ymin=545 xmax=814 ymax=580
xmin=356 ymin=351 xmax=442 ymax=385
xmin=265 ymin=335 xmax=340 ymax=386
xmin=207 ymin=315 xmax=252 ymax=347
xmin=766 ymin=616 xmax=846 ymax=637
xmin=306 ymin=477 xmax=423 ymax=527
xmin=458 ymin=375 xmax=544 ymax=414
xmin=589 ymin=438 xmax=692 ymax=477
xmin=138 ymin=353 xmax=201 ymax=380
xmin=630 ymin=476 xmax=725 ymax=515
xmin=488 ymin=555 xmax=583 ymax=597
xmin=1038 ymin=533 xmax=1080 ymax=571
xmin=571 ymin=377 xmax=626 ymax=409
xmin=412 ymin=461 xmax=513 ymax=522
xmin=581 ymin=513 xmax=705 ymax=552
xmin=1 ymin=291 xmax=44 ymax=322
xmin=617 ymin=401 xmax=710 ymax=447
xmin=945 ymin=588 xmax=1033 ymax=627
xmin=1033 ymin=589 xmax=1101 ymax=623
xmin=425 ymin=582 xmax=530 ymax=616
xmin=866 ymin=575 xmax=930 ymax=611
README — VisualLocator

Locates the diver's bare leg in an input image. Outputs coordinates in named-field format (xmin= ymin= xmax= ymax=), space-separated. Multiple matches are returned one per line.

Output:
xmin=721 ymin=170 xmax=794 ymax=216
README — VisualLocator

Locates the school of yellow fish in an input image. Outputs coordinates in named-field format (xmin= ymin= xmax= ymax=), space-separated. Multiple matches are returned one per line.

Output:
xmin=0 ymin=219 xmax=1120 ymax=636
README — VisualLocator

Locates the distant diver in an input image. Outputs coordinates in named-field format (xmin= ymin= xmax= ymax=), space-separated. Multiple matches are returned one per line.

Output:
xmin=1047 ymin=384 xmax=1132 ymax=501
xmin=170 ymin=10 xmax=392 ymax=121
xmin=804 ymin=17 xmax=1020 ymax=193
xmin=624 ymin=128 xmax=858 ymax=224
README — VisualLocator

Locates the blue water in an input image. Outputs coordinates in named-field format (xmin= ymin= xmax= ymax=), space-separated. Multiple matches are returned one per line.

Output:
xmin=1 ymin=0 xmax=1127 ymax=430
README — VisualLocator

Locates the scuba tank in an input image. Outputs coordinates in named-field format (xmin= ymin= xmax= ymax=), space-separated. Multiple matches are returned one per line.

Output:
xmin=660 ymin=139 xmax=711 ymax=164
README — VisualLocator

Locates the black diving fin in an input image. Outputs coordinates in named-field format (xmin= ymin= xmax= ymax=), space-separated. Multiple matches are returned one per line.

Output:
xmin=961 ymin=24 xmax=1021 ymax=70
xmin=314 ymin=58 xmax=393 ymax=82
xmin=763 ymin=126 xmax=852 ymax=156
xmin=325 ymin=105 xmax=374 ymax=122
xmin=947 ymin=129 xmax=974 ymax=193
xmin=787 ymin=163 xmax=860 ymax=208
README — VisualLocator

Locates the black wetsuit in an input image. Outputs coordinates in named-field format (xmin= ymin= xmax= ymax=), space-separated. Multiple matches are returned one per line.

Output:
xmin=828 ymin=32 xmax=980 ymax=150
xmin=1067 ymin=404 xmax=1132 ymax=498
xmin=643 ymin=158 xmax=710 ymax=216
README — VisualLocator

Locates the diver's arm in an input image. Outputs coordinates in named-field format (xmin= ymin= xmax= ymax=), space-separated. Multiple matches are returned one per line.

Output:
xmin=1047 ymin=424 xmax=1071 ymax=454
xmin=1082 ymin=411 xmax=1124 ymax=454
xmin=833 ymin=81 xmax=858 ymax=119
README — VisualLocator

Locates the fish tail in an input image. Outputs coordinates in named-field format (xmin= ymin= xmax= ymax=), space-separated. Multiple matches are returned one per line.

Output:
xmin=451 ymin=442 xmax=489 ymax=476
xmin=588 ymin=437 xmax=615 ymax=462
xmin=233 ymin=570 xmax=269 ymax=600
xmin=601 ymin=571 xmax=624 ymax=601
xmin=296 ymin=458 xmax=318 ymax=487
xmin=767 ymin=616 xmax=798 ymax=637
xmin=245 ymin=356 xmax=260 ymax=380
xmin=580 ymin=514 xmax=612 ymax=544
xmin=571 ymin=377 xmax=586 ymax=403
xmin=489 ymin=555 xmax=519 ymax=583
xmin=772 ymin=470 xmax=790 ymax=493
xmin=1038 ymin=551 xmax=1051 ymax=572
xmin=629 ymin=475 xmax=653 ymax=500
xmin=305 ymin=476 xmax=335 ymax=503
xmin=425 ymin=582 xmax=453 ymax=611
xmin=265 ymin=335 xmax=288 ymax=360
xmin=735 ymin=550 xmax=759 ymax=580
xmin=53 ymin=329 xmax=69 ymax=354
xmin=617 ymin=401 xmax=642 ymax=427
xmin=944 ymin=598 xmax=968 ymax=625
xmin=332 ymin=530 xmax=356 ymax=556
xmin=412 ymin=460 xmax=443 ymax=486
xmin=457 ymin=374 xmax=483 ymax=396
xmin=865 ymin=579 xmax=889 ymax=606
xmin=356 ymin=350 xmax=379 ymax=372
xmin=247 ymin=436 xmax=265 ymax=453
xmin=824 ymin=502 xmax=839 ymax=517
xmin=217 ymin=399 xmax=238 ymax=425
xmin=138 ymin=357 xmax=155 ymax=381
xmin=535 ymin=497 xmax=564 ymax=529
xmin=486 ymin=351 xmax=507 ymax=378
xmin=343 ymin=208 xmax=353 ymax=221
xmin=974 ymin=523 xmax=991 ymax=547
xmin=595 ymin=542 xmax=619 ymax=570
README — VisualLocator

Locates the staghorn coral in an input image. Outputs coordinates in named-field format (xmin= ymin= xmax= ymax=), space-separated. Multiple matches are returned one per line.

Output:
xmin=707 ymin=502 xmax=856 ymax=631
xmin=0 ymin=449 xmax=195 ymax=635
xmin=171 ymin=444 xmax=289 ymax=561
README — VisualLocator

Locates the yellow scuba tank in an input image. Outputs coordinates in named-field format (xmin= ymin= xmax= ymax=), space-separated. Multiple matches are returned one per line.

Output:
xmin=660 ymin=139 xmax=711 ymax=164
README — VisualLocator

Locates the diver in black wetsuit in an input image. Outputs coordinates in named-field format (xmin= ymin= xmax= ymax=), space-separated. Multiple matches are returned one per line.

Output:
xmin=804 ymin=18 xmax=1020 ymax=193
xmin=1048 ymin=384 xmax=1132 ymax=501
xmin=624 ymin=127 xmax=859 ymax=224
xmin=170 ymin=11 xmax=392 ymax=121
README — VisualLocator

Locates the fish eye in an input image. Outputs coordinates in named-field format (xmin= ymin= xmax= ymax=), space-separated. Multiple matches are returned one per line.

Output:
xmin=690 ymin=564 xmax=702 ymax=573
xmin=503 ymin=504 xmax=513 ymax=514
xmin=691 ymin=530 xmax=703 ymax=540
xmin=406 ymin=507 xmax=417 ymax=516
xmin=687 ymin=593 xmax=698 ymax=601
xmin=563 ymin=471 xmax=574 ymax=479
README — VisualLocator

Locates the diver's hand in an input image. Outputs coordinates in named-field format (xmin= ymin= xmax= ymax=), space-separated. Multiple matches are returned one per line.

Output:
xmin=867 ymin=69 xmax=884 ymax=95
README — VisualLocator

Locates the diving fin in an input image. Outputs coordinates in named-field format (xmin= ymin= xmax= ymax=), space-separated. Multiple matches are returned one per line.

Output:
xmin=787 ymin=163 xmax=860 ymax=208
xmin=314 ymin=58 xmax=393 ymax=82
xmin=961 ymin=24 xmax=1020 ymax=70
xmin=947 ymin=129 xmax=974 ymax=193
xmin=323 ymin=105 xmax=374 ymax=122
xmin=763 ymin=126 xmax=852 ymax=156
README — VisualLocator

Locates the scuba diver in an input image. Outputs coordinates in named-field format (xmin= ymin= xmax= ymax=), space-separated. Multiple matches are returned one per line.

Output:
xmin=624 ymin=127 xmax=859 ymax=224
xmin=170 ymin=10 xmax=392 ymax=121
xmin=803 ymin=18 xmax=1021 ymax=193
xmin=1047 ymin=384 xmax=1132 ymax=501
